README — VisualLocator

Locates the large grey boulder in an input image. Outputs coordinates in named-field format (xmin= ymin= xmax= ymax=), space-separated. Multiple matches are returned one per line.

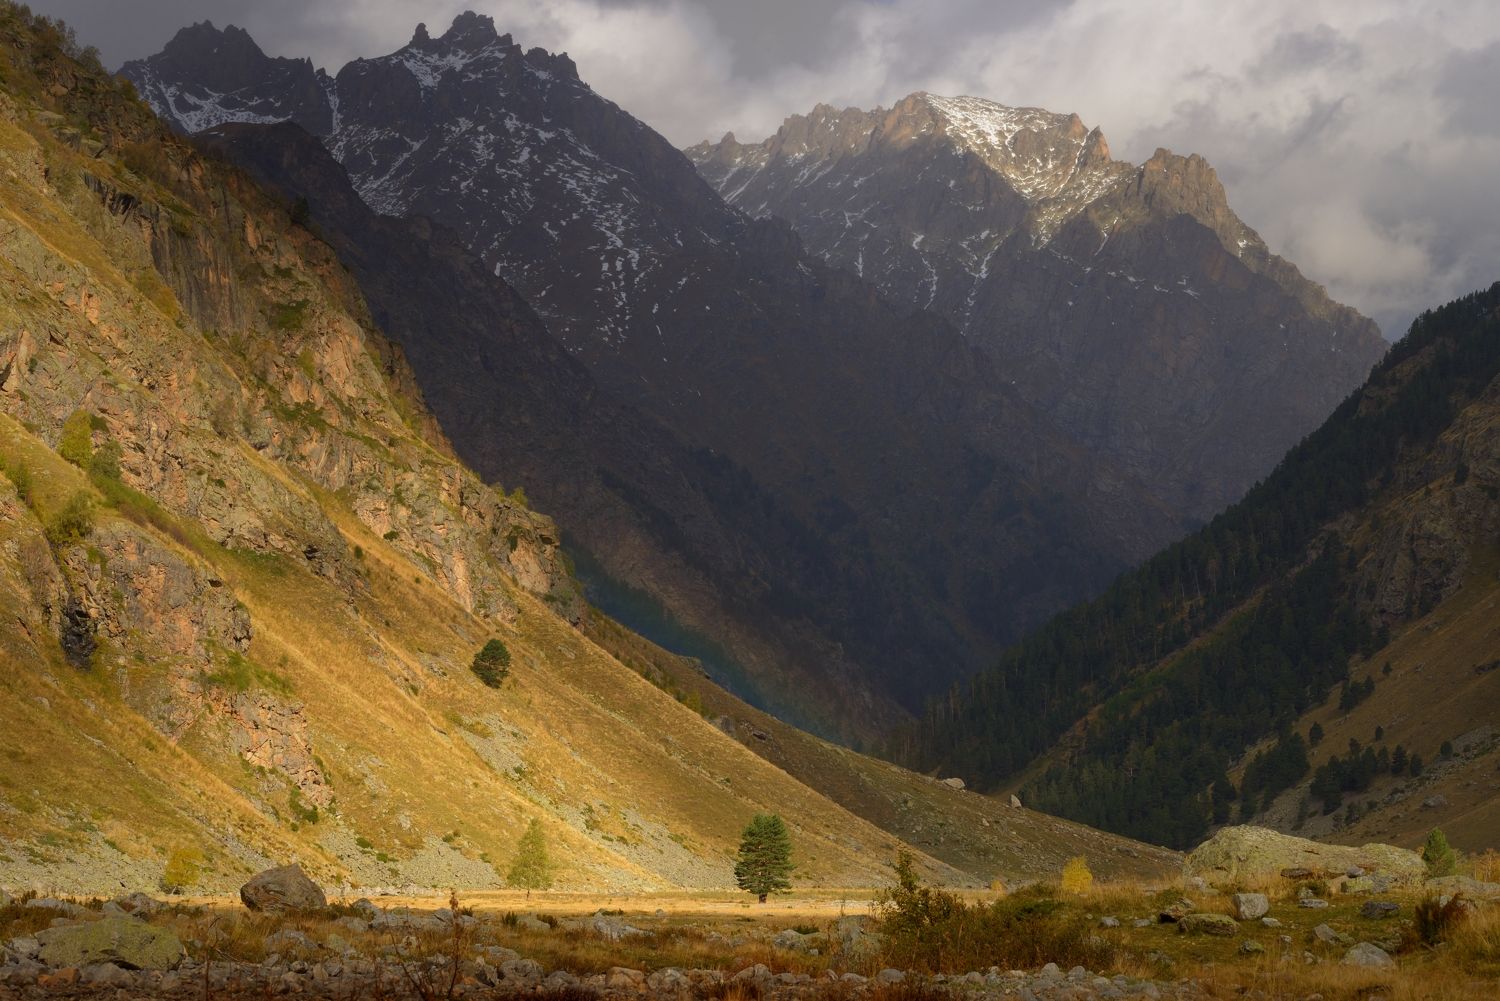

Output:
xmin=1230 ymin=893 xmax=1269 ymax=921
xmin=1184 ymin=826 xmax=1424 ymax=887
xmin=1342 ymin=942 xmax=1395 ymax=967
xmin=239 ymin=864 xmax=327 ymax=913
xmin=1425 ymin=875 xmax=1500 ymax=900
xmin=35 ymin=918 xmax=184 ymax=970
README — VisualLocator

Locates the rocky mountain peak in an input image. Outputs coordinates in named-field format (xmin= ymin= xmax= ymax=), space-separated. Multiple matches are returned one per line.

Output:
xmin=150 ymin=21 xmax=281 ymax=86
xmin=122 ymin=21 xmax=333 ymax=137
xmin=440 ymin=10 xmax=501 ymax=50
xmin=910 ymin=93 xmax=1115 ymax=203
xmin=160 ymin=20 xmax=258 ymax=59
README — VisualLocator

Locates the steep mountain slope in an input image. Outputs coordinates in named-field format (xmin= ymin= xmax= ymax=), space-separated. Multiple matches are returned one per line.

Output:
xmin=893 ymin=283 xmax=1500 ymax=852
xmin=123 ymin=16 xmax=1185 ymax=735
xmin=688 ymin=95 xmax=1386 ymax=523
xmin=0 ymin=5 xmax=1178 ymax=896
xmin=582 ymin=613 xmax=1182 ymax=883
xmin=189 ymin=119 xmax=895 ymax=738
xmin=1245 ymin=549 xmax=1500 ymax=853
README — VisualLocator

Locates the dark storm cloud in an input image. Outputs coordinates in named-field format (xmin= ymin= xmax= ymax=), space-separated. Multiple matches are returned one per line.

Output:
xmin=24 ymin=0 xmax=1500 ymax=337
xmin=1248 ymin=24 xmax=1362 ymax=83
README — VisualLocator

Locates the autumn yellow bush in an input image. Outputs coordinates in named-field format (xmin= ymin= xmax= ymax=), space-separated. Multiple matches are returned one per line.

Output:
xmin=1060 ymin=856 xmax=1093 ymax=895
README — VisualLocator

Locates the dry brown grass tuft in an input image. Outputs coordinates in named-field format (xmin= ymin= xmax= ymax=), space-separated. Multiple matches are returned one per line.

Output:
xmin=1470 ymin=849 xmax=1500 ymax=883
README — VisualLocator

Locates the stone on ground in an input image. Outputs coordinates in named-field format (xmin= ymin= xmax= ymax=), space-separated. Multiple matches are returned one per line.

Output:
xmin=1343 ymin=942 xmax=1395 ymax=967
xmin=1229 ymin=892 xmax=1269 ymax=920
xmin=239 ymin=864 xmax=328 ymax=913
xmin=1177 ymin=913 xmax=1236 ymax=936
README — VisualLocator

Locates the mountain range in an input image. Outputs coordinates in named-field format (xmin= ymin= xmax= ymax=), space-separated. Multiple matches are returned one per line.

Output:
xmin=122 ymin=14 xmax=1381 ymax=740
xmin=688 ymin=94 xmax=1385 ymax=524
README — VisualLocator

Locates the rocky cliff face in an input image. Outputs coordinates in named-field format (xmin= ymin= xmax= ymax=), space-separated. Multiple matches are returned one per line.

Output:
xmin=688 ymin=94 xmax=1387 ymax=523
xmin=125 ymin=16 xmax=1189 ymax=734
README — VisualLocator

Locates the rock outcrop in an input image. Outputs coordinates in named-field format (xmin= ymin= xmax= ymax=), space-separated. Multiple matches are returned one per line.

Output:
xmin=35 ymin=918 xmax=184 ymax=970
xmin=1184 ymin=827 xmax=1424 ymax=887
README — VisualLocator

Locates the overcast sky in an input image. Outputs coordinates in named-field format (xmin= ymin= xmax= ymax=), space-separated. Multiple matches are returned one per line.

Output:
xmin=32 ymin=0 xmax=1500 ymax=337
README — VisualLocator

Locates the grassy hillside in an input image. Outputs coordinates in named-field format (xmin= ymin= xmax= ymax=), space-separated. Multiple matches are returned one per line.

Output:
xmin=584 ymin=614 xmax=1182 ymax=884
xmin=893 ymin=282 xmax=1500 ymax=852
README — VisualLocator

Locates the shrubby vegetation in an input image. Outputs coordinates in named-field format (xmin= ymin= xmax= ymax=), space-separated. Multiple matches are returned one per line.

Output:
xmin=507 ymin=817 xmax=553 ymax=890
xmin=893 ymin=284 xmax=1500 ymax=847
xmin=471 ymin=638 xmax=511 ymax=688
xmin=874 ymin=853 xmax=1110 ymax=973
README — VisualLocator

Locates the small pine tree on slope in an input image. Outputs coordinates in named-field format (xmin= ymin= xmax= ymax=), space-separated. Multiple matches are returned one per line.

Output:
xmin=1423 ymin=827 xmax=1458 ymax=878
xmin=734 ymin=813 xmax=794 ymax=903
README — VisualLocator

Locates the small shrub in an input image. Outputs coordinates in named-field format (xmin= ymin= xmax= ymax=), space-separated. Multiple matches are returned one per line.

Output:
xmin=1472 ymin=849 xmax=1500 ymax=882
xmin=160 ymin=846 xmax=204 ymax=894
xmin=471 ymin=638 xmax=512 ymax=688
xmin=269 ymin=299 xmax=310 ymax=331
xmin=875 ymin=852 xmax=1108 ymax=972
xmin=1409 ymin=893 xmax=1469 ymax=947
xmin=507 ymin=817 xmax=553 ymax=890
xmin=46 ymin=490 xmax=94 ymax=545
xmin=88 ymin=438 xmax=121 ymax=480
xmin=3 ymin=459 xmax=34 ymax=504
xmin=1060 ymin=856 xmax=1093 ymax=895
xmin=57 ymin=409 xmax=93 ymax=468
xmin=288 ymin=788 xmax=319 ymax=825
xmin=1423 ymin=828 xmax=1458 ymax=877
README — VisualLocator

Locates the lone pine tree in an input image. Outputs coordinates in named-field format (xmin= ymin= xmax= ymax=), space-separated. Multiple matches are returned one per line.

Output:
xmin=734 ymin=813 xmax=794 ymax=903
xmin=471 ymin=639 xmax=511 ymax=688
